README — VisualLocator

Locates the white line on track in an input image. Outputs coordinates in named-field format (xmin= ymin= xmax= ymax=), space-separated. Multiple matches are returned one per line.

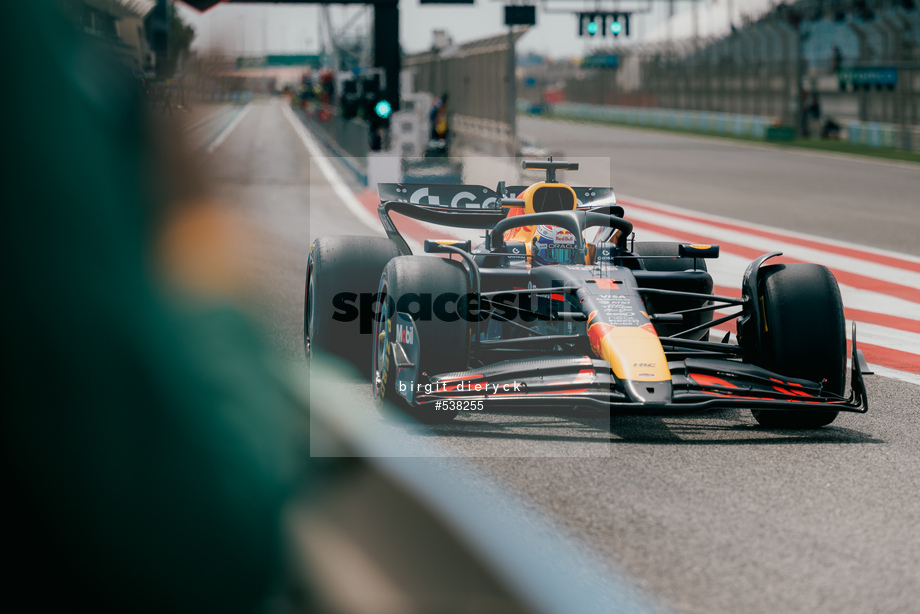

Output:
xmin=182 ymin=106 xmax=229 ymax=133
xmin=620 ymin=193 xmax=920 ymax=267
xmin=846 ymin=322 xmax=920 ymax=357
xmin=280 ymin=101 xmax=383 ymax=236
xmin=865 ymin=364 xmax=920 ymax=386
xmin=206 ymin=103 xmax=252 ymax=154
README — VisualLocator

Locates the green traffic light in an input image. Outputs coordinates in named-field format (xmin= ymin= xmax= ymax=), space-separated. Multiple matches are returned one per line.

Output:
xmin=374 ymin=100 xmax=392 ymax=119
xmin=610 ymin=20 xmax=622 ymax=35
xmin=586 ymin=20 xmax=598 ymax=35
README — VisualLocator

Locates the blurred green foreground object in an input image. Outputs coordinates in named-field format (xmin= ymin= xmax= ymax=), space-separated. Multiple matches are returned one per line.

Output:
xmin=1 ymin=2 xmax=302 ymax=612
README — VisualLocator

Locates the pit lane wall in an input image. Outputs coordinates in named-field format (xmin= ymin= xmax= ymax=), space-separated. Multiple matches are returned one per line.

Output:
xmin=535 ymin=101 xmax=920 ymax=151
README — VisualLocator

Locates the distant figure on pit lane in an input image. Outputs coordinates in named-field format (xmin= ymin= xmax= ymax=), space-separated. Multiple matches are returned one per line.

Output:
xmin=430 ymin=92 xmax=450 ymax=141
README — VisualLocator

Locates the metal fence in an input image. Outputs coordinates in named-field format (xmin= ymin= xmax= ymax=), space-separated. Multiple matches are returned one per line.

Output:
xmin=403 ymin=28 xmax=529 ymax=155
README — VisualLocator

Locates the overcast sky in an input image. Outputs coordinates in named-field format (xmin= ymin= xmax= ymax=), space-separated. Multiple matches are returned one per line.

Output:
xmin=173 ymin=0 xmax=738 ymax=60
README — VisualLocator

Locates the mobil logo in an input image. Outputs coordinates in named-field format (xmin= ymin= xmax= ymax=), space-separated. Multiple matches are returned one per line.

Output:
xmin=396 ymin=322 xmax=414 ymax=344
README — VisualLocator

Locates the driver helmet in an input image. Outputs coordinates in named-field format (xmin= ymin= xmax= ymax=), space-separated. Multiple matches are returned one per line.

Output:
xmin=531 ymin=225 xmax=581 ymax=265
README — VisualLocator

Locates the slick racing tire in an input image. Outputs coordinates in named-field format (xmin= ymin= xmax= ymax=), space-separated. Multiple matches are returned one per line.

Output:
xmin=305 ymin=235 xmax=401 ymax=377
xmin=373 ymin=256 xmax=471 ymax=424
xmin=750 ymin=263 xmax=845 ymax=429
xmin=632 ymin=241 xmax=713 ymax=340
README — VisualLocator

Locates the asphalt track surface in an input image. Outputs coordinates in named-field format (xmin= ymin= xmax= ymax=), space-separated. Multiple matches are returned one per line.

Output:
xmin=191 ymin=99 xmax=920 ymax=614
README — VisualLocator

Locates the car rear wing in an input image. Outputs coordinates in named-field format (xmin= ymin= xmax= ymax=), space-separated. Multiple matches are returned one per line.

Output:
xmin=377 ymin=183 xmax=616 ymax=210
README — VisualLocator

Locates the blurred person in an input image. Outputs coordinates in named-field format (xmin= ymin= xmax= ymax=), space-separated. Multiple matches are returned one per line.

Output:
xmin=161 ymin=79 xmax=174 ymax=116
xmin=319 ymin=69 xmax=334 ymax=105
xmin=799 ymin=88 xmax=809 ymax=137
xmin=430 ymin=92 xmax=449 ymax=141
xmin=1 ymin=2 xmax=306 ymax=612
xmin=808 ymin=92 xmax=821 ymax=121
xmin=822 ymin=117 xmax=843 ymax=139
xmin=807 ymin=91 xmax=821 ymax=139
xmin=177 ymin=77 xmax=188 ymax=111
xmin=300 ymin=79 xmax=315 ymax=113
xmin=831 ymin=45 xmax=843 ymax=73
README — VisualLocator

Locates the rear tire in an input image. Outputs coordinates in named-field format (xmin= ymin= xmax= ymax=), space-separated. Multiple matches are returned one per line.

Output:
xmin=305 ymin=235 xmax=401 ymax=376
xmin=750 ymin=263 xmax=845 ymax=428
xmin=373 ymin=257 xmax=471 ymax=424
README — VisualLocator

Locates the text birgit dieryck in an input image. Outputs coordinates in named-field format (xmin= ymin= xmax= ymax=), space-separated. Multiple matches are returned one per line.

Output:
xmin=397 ymin=381 xmax=523 ymax=395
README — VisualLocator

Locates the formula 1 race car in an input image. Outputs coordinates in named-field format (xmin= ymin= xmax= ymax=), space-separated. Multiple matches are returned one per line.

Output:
xmin=305 ymin=159 xmax=869 ymax=428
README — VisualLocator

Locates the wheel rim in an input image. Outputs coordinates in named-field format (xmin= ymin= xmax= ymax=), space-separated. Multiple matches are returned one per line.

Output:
xmin=304 ymin=261 xmax=315 ymax=361
xmin=372 ymin=278 xmax=388 ymax=395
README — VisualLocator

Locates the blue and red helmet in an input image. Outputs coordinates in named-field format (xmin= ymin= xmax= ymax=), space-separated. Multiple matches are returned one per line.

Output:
xmin=531 ymin=225 xmax=581 ymax=266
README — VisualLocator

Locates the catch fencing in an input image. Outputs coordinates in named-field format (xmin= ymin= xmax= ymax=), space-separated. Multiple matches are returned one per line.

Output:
xmin=403 ymin=28 xmax=529 ymax=155
xmin=555 ymin=3 xmax=919 ymax=151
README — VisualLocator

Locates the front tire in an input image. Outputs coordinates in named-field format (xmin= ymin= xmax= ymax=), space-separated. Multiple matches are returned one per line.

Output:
xmin=373 ymin=257 xmax=471 ymax=424
xmin=750 ymin=263 xmax=845 ymax=428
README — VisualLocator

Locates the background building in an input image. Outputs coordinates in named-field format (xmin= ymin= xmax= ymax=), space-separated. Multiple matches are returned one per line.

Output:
xmin=57 ymin=0 xmax=156 ymax=74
